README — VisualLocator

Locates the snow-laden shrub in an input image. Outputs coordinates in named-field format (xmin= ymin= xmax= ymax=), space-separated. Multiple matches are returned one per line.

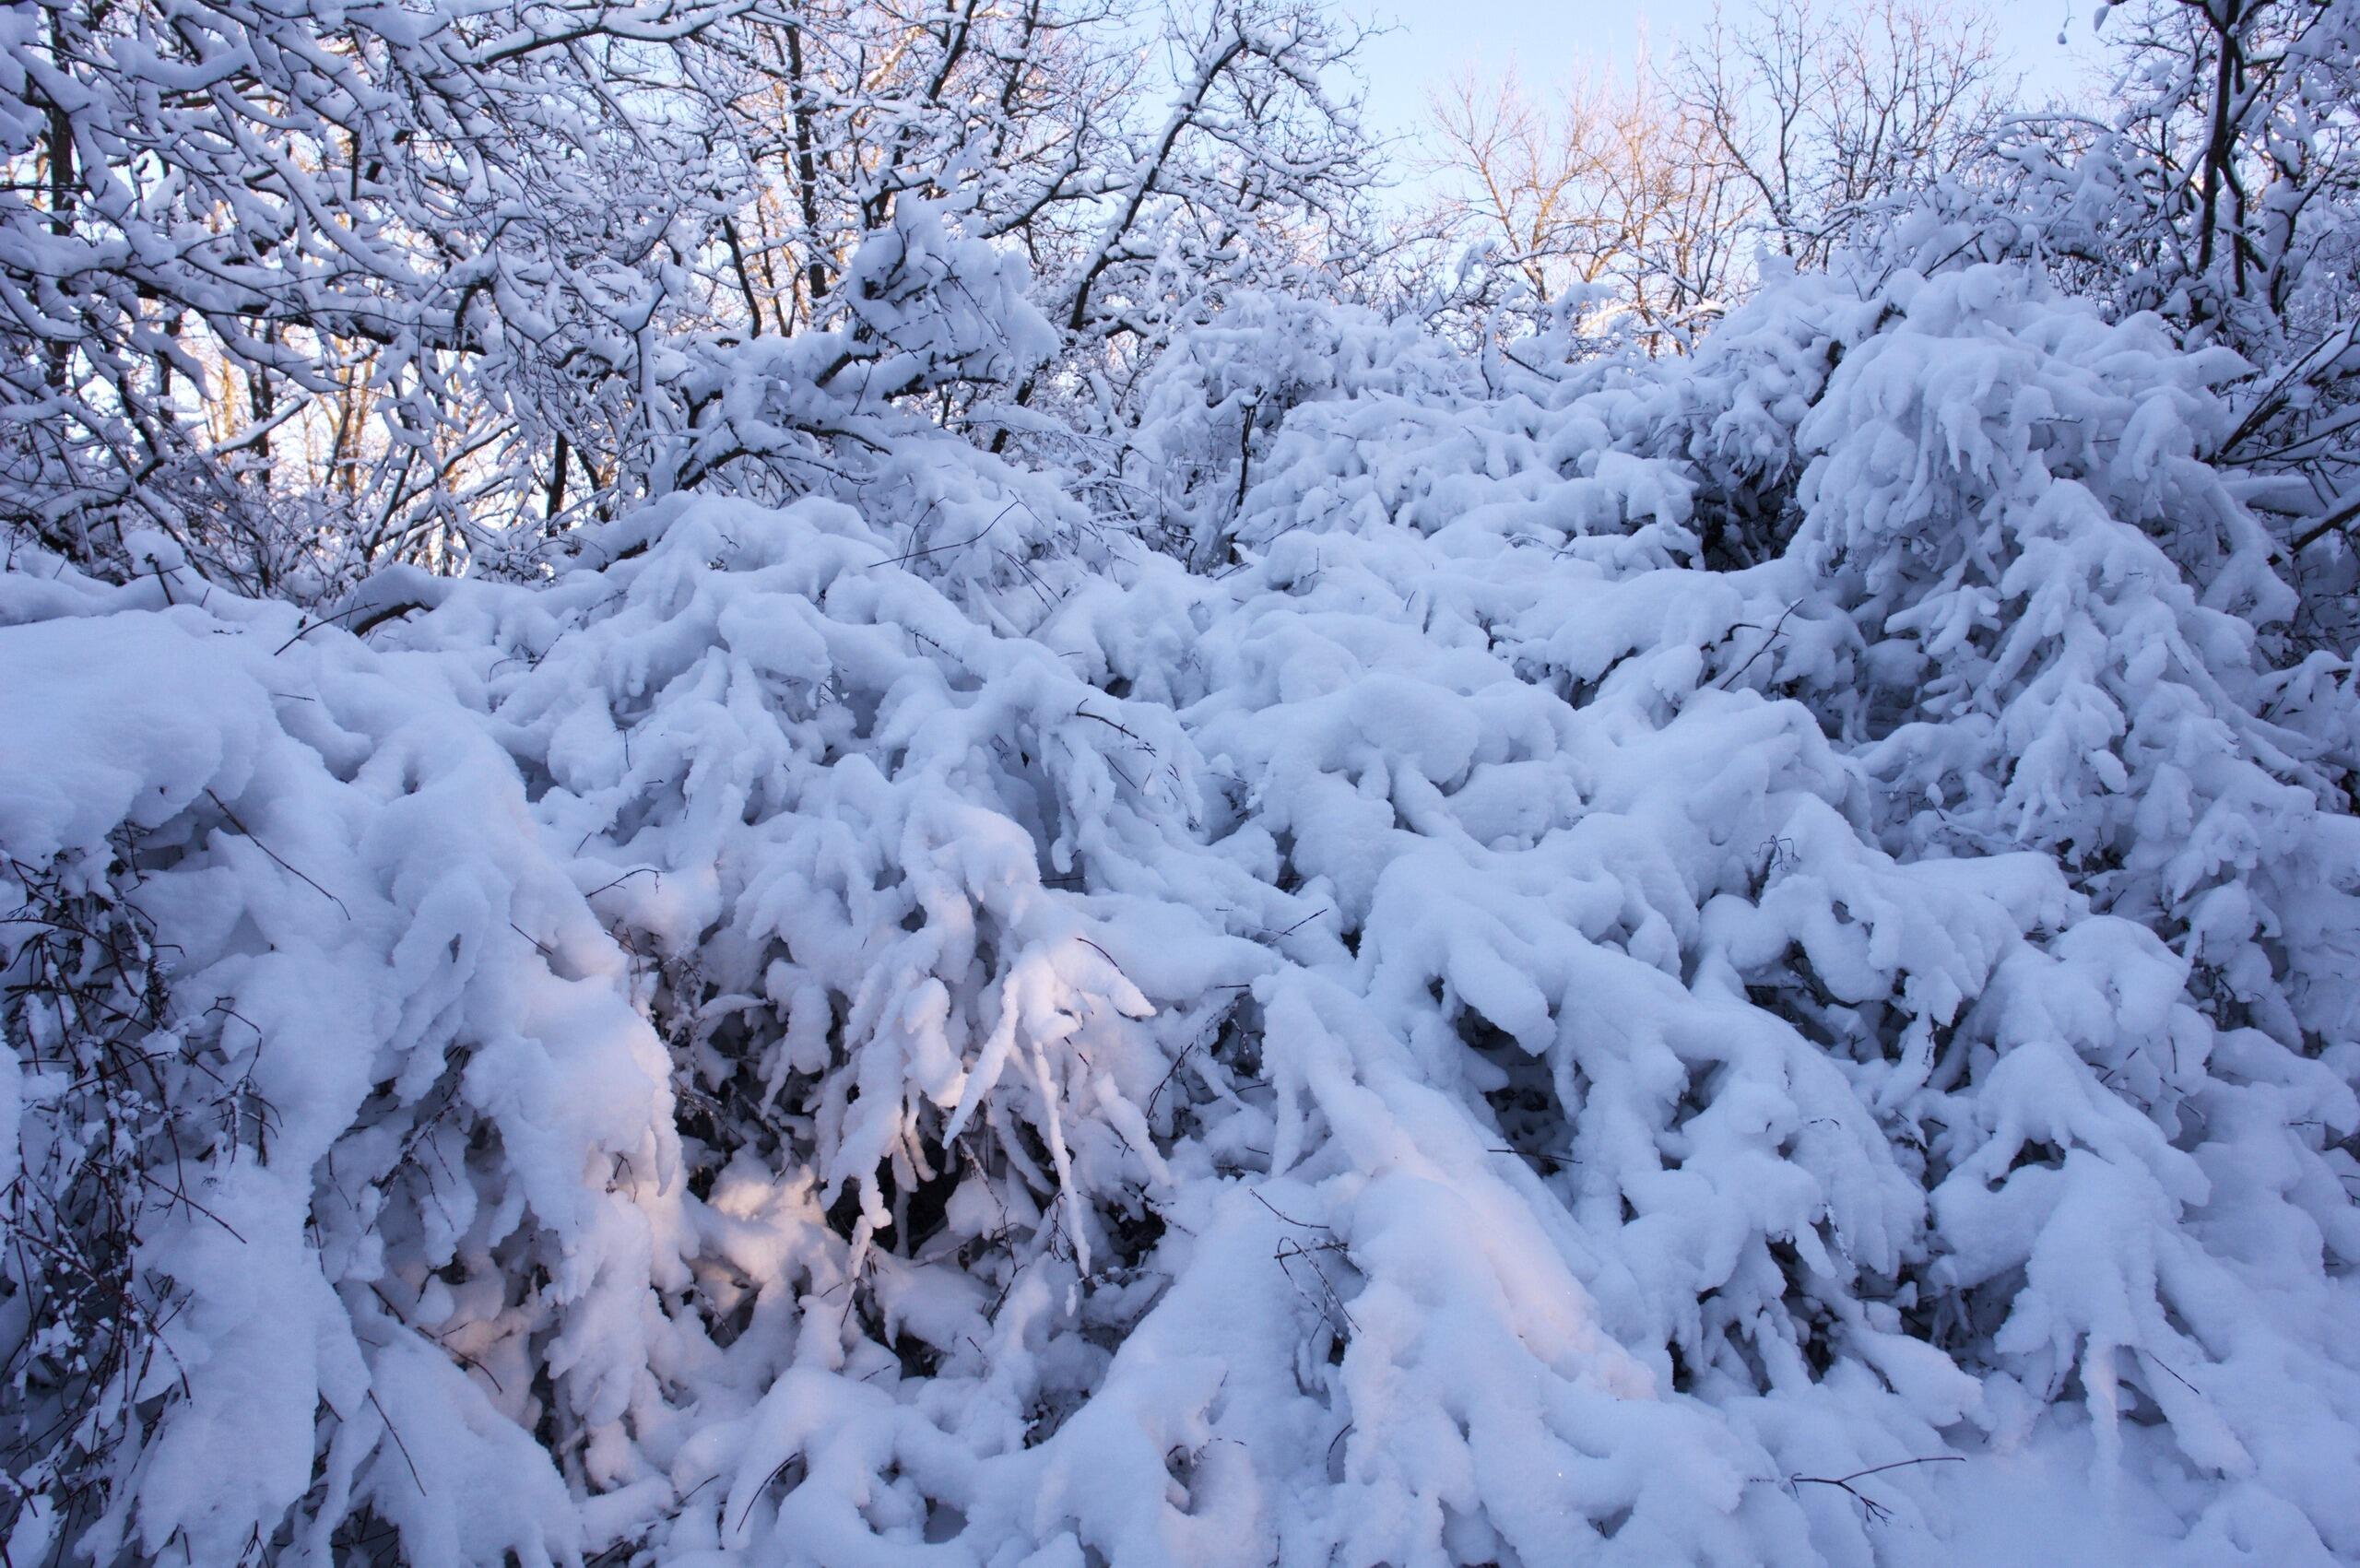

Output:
xmin=0 ymin=591 xmax=655 ymax=1564
xmin=4 ymin=260 xmax=2357 ymax=1567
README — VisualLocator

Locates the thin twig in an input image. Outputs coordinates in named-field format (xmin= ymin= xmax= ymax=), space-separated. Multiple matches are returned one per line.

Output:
xmin=1717 ymin=601 xmax=1800 ymax=690
xmin=873 ymin=501 xmax=1016 ymax=567
xmin=1249 ymin=1190 xmax=1330 ymax=1232
xmin=202 ymin=790 xmax=350 ymax=920
xmin=366 ymin=1388 xmax=427 ymax=1497
xmin=1786 ymin=1455 xmax=1964 ymax=1523
xmin=584 ymin=867 xmax=658 ymax=899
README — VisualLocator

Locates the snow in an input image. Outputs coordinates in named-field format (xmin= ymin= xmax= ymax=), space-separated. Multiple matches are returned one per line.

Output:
xmin=6 ymin=84 xmax=2360 ymax=1568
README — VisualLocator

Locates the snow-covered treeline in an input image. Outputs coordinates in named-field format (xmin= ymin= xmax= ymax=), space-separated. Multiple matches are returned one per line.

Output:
xmin=4 ymin=2 xmax=2359 ymax=1565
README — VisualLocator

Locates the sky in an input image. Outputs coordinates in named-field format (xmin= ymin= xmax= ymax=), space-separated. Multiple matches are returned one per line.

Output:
xmin=1344 ymin=0 xmax=2110 ymax=167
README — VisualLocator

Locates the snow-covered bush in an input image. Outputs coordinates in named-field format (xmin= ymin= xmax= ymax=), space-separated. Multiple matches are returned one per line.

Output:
xmin=6 ymin=245 xmax=2357 ymax=1568
xmin=1882 ymin=0 xmax=2360 ymax=643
